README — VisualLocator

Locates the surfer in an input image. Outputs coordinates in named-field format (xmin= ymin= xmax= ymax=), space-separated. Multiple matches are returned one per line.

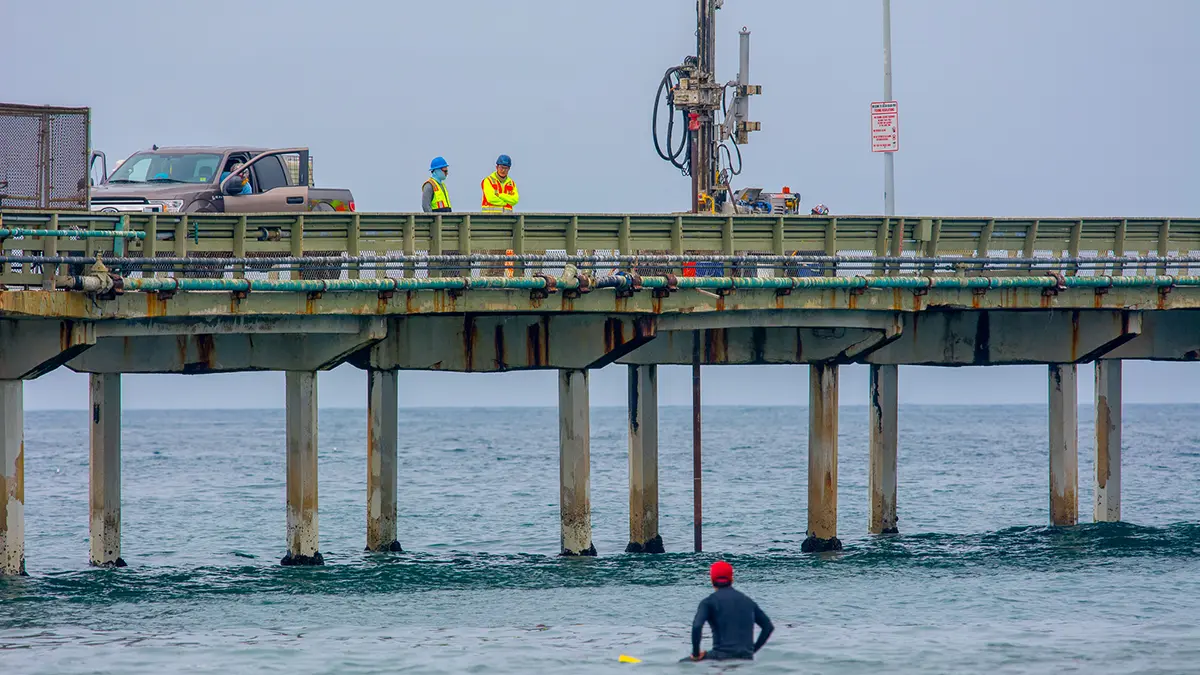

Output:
xmin=688 ymin=561 xmax=774 ymax=662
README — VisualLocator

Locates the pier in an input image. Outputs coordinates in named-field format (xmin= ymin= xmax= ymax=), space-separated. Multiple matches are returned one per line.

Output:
xmin=1 ymin=210 xmax=1198 ymax=572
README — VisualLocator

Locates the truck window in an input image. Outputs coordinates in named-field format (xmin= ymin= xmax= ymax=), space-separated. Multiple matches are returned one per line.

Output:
xmin=254 ymin=157 xmax=289 ymax=192
xmin=108 ymin=152 xmax=222 ymax=184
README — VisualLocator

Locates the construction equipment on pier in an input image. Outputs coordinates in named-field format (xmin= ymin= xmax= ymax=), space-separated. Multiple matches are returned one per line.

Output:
xmin=652 ymin=0 xmax=798 ymax=215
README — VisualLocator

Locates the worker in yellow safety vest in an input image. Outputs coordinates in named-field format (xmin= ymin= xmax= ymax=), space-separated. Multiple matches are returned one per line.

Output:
xmin=480 ymin=154 xmax=519 ymax=212
xmin=422 ymin=156 xmax=452 ymax=213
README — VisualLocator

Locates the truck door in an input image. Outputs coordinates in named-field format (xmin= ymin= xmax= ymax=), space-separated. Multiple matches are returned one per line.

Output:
xmin=222 ymin=151 xmax=310 ymax=213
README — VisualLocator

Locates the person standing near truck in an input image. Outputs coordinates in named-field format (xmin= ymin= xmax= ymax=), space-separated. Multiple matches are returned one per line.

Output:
xmin=480 ymin=154 xmax=519 ymax=212
xmin=422 ymin=157 xmax=452 ymax=213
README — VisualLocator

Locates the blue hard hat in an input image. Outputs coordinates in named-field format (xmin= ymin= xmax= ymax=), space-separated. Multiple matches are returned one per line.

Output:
xmin=496 ymin=154 xmax=512 ymax=167
xmin=430 ymin=156 xmax=449 ymax=171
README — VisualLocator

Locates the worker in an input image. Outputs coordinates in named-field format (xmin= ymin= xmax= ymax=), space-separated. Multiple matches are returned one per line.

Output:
xmin=423 ymin=157 xmax=452 ymax=213
xmin=811 ymin=203 xmax=829 ymax=216
xmin=480 ymin=154 xmax=519 ymax=212
xmin=688 ymin=561 xmax=774 ymax=662
xmin=219 ymin=163 xmax=252 ymax=195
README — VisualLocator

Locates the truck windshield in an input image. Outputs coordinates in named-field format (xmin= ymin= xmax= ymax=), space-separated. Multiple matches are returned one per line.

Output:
xmin=107 ymin=152 xmax=222 ymax=184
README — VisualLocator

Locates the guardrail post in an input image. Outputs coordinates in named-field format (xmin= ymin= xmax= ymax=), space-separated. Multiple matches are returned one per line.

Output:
xmin=873 ymin=218 xmax=889 ymax=276
xmin=513 ymin=214 xmax=526 ymax=277
xmin=403 ymin=214 xmax=416 ymax=279
xmin=173 ymin=216 xmax=188 ymax=277
xmin=144 ymin=215 xmax=159 ymax=278
xmin=823 ymin=218 xmax=838 ymax=277
xmin=458 ymin=214 xmax=472 ymax=277
xmin=290 ymin=215 xmax=304 ymax=280
xmin=233 ymin=215 xmax=247 ymax=279
xmin=41 ymin=215 xmax=59 ymax=290
xmin=568 ymin=215 xmax=580 ymax=256
xmin=430 ymin=215 xmax=444 ymax=279
xmin=1158 ymin=220 xmax=1171 ymax=276
xmin=347 ymin=213 xmax=361 ymax=280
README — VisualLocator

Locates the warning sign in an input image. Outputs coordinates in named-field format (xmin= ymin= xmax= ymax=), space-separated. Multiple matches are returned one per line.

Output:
xmin=871 ymin=101 xmax=899 ymax=153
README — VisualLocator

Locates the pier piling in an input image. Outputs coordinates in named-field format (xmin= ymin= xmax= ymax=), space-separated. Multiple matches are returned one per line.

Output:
xmin=559 ymin=369 xmax=596 ymax=556
xmin=366 ymin=369 xmax=402 ymax=552
xmin=89 ymin=373 xmax=125 ymax=567
xmin=869 ymin=364 xmax=899 ymax=534
xmin=626 ymin=365 xmax=663 ymax=553
xmin=283 ymin=371 xmax=323 ymax=565
xmin=1094 ymin=360 xmax=1122 ymax=523
xmin=0 ymin=381 xmax=24 ymax=575
xmin=803 ymin=363 xmax=842 ymax=552
xmin=1048 ymin=364 xmax=1079 ymax=527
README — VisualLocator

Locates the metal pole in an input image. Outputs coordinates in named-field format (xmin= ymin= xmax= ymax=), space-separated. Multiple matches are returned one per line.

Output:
xmin=692 ymin=330 xmax=703 ymax=552
xmin=882 ymin=0 xmax=895 ymax=217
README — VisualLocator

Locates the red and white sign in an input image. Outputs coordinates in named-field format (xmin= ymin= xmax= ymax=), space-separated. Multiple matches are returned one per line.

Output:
xmin=871 ymin=101 xmax=899 ymax=153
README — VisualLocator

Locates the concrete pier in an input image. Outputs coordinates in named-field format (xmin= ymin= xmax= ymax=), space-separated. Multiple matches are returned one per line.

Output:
xmin=0 ymin=381 xmax=24 ymax=575
xmin=89 ymin=373 xmax=125 ymax=567
xmin=283 ymin=371 xmax=323 ymax=565
xmin=869 ymin=364 xmax=899 ymax=534
xmin=626 ymin=365 xmax=663 ymax=553
xmin=1094 ymin=360 xmax=1122 ymax=523
xmin=802 ymin=363 xmax=842 ymax=552
xmin=559 ymin=369 xmax=596 ymax=556
xmin=366 ymin=369 xmax=402 ymax=552
xmin=1048 ymin=364 xmax=1079 ymax=527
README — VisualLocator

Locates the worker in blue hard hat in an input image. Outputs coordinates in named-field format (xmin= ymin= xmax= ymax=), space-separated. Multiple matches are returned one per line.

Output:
xmin=423 ymin=156 xmax=452 ymax=213
xmin=480 ymin=154 xmax=519 ymax=213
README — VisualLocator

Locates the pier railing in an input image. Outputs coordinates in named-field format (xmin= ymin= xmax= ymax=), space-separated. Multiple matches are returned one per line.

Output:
xmin=1 ymin=210 xmax=1198 ymax=286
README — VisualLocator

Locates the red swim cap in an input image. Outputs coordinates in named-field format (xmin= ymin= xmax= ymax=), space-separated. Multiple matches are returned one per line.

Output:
xmin=710 ymin=561 xmax=733 ymax=585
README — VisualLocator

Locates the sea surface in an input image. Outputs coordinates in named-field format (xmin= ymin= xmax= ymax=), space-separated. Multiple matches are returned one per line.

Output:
xmin=2 ymin=404 xmax=1199 ymax=674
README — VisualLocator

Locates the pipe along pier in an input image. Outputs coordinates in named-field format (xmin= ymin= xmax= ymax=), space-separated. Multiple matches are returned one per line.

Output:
xmin=2 ymin=211 xmax=1200 ymax=571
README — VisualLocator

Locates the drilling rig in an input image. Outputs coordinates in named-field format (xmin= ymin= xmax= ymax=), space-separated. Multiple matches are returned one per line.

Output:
xmin=652 ymin=0 xmax=802 ymax=215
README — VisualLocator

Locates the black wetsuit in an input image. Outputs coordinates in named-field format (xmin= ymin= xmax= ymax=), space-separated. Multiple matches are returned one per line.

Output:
xmin=691 ymin=585 xmax=774 ymax=660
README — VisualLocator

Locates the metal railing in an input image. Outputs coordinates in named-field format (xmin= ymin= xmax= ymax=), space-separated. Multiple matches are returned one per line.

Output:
xmin=1 ymin=210 xmax=1198 ymax=287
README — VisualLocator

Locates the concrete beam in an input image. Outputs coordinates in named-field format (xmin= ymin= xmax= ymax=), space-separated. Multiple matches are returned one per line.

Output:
xmin=655 ymin=309 xmax=902 ymax=332
xmin=1094 ymin=360 xmax=1122 ymax=523
xmin=867 ymin=310 xmax=1142 ymax=366
xmin=0 ymin=381 xmax=24 ymax=575
xmin=366 ymin=369 xmax=402 ymax=552
xmin=356 ymin=315 xmax=655 ymax=372
xmin=89 ymin=373 xmax=125 ymax=567
xmin=0 ymin=320 xmax=94 ymax=379
xmin=559 ymin=369 xmax=595 ymax=556
xmin=1049 ymin=364 xmax=1079 ymax=527
xmin=618 ymin=325 xmax=900 ymax=366
xmin=68 ymin=318 xmax=385 ymax=374
xmin=802 ymin=363 xmax=842 ymax=552
xmin=283 ymin=371 xmax=322 ymax=565
xmin=626 ymin=365 xmax=662 ymax=553
xmin=1107 ymin=311 xmax=1200 ymax=361
xmin=869 ymin=364 xmax=899 ymax=535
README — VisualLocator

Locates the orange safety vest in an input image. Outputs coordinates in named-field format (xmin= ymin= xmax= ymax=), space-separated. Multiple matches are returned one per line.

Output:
xmin=481 ymin=172 xmax=518 ymax=212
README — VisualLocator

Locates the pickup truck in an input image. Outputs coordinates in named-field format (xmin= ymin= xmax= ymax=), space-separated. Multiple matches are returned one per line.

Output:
xmin=89 ymin=145 xmax=354 ymax=214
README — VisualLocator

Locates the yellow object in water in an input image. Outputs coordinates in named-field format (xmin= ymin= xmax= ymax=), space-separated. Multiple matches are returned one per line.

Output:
xmin=618 ymin=655 xmax=642 ymax=664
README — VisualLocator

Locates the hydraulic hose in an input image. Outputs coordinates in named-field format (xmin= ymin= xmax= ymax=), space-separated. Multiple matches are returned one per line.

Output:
xmin=652 ymin=66 xmax=691 ymax=175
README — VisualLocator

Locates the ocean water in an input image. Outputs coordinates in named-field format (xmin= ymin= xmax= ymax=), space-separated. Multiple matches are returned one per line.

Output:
xmin=3 ymin=404 xmax=1200 ymax=674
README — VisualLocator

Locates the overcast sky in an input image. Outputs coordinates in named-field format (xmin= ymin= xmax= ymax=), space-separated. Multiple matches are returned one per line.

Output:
xmin=4 ymin=0 xmax=1198 ymax=409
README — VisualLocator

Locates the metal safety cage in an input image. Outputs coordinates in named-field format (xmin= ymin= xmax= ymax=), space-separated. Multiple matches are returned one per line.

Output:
xmin=0 ymin=103 xmax=91 ymax=211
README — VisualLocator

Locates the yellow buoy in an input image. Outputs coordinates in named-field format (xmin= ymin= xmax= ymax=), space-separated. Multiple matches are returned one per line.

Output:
xmin=618 ymin=655 xmax=642 ymax=664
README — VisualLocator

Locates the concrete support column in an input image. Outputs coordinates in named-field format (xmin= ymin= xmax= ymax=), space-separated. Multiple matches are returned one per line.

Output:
xmin=89 ymin=373 xmax=125 ymax=567
xmin=1049 ymin=364 xmax=1079 ymax=527
xmin=283 ymin=371 xmax=322 ymax=565
xmin=626 ymin=365 xmax=663 ymax=553
xmin=0 ymin=381 xmax=25 ymax=576
xmin=1094 ymin=360 xmax=1122 ymax=523
xmin=868 ymin=364 xmax=899 ymax=534
xmin=366 ymin=369 xmax=402 ymax=552
xmin=559 ymin=369 xmax=596 ymax=556
xmin=803 ymin=363 xmax=842 ymax=552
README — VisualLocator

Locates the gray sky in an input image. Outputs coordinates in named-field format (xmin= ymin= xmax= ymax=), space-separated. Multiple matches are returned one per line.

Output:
xmin=4 ymin=0 xmax=1198 ymax=409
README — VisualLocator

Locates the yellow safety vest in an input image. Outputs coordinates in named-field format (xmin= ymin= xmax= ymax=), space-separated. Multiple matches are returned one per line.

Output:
xmin=425 ymin=178 xmax=451 ymax=212
xmin=481 ymin=172 xmax=519 ymax=212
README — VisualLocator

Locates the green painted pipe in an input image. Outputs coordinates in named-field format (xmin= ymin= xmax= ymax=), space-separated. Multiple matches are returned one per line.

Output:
xmin=0 ymin=228 xmax=145 ymax=239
